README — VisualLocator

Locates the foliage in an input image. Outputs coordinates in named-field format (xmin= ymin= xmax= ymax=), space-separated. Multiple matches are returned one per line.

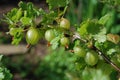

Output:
xmin=66 ymin=0 xmax=120 ymax=33
xmin=0 ymin=32 xmax=11 ymax=44
xmin=82 ymin=68 xmax=110 ymax=80
xmin=46 ymin=0 xmax=70 ymax=10
xmin=35 ymin=47 xmax=76 ymax=80
xmin=0 ymin=55 xmax=12 ymax=80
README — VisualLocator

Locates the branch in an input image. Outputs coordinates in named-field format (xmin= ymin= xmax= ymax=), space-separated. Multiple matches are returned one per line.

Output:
xmin=96 ymin=48 xmax=120 ymax=73
xmin=73 ymin=32 xmax=120 ymax=72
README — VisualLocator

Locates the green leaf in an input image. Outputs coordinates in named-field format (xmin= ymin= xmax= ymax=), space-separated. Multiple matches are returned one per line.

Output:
xmin=6 ymin=8 xmax=18 ymax=22
xmin=7 ymin=8 xmax=18 ymax=18
xmin=86 ymin=20 xmax=102 ymax=35
xmin=97 ymin=61 xmax=113 ymax=74
xmin=0 ymin=57 xmax=12 ymax=80
xmin=95 ymin=41 xmax=117 ymax=55
xmin=74 ymin=40 xmax=80 ymax=46
xmin=0 ymin=72 xmax=4 ymax=80
xmin=107 ymin=48 xmax=117 ymax=55
xmin=9 ymin=28 xmax=19 ymax=36
xmin=20 ymin=17 xmax=32 ymax=25
xmin=0 ymin=55 xmax=3 ymax=62
xmin=11 ymin=28 xmax=24 ymax=45
xmin=27 ymin=2 xmax=36 ymax=17
xmin=41 ymin=11 xmax=57 ymax=25
xmin=98 ymin=13 xmax=112 ymax=25
xmin=77 ymin=20 xmax=89 ymax=36
xmin=50 ymin=36 xmax=61 ymax=49
xmin=15 ymin=8 xmax=23 ymax=20
xmin=82 ymin=68 xmax=110 ymax=80
xmin=93 ymin=28 xmax=107 ymax=43
xmin=0 ymin=67 xmax=13 ymax=80
xmin=78 ymin=19 xmax=102 ymax=36
xmin=19 ymin=1 xmax=40 ymax=18
xmin=3 ymin=15 xmax=13 ymax=25
xmin=18 ymin=1 xmax=27 ymax=10
xmin=46 ymin=0 xmax=70 ymax=10
xmin=75 ymin=57 xmax=86 ymax=71
xmin=94 ymin=34 xmax=106 ymax=43
xmin=9 ymin=28 xmax=23 ymax=36
xmin=2 ymin=68 xmax=13 ymax=80
xmin=12 ymin=35 xmax=23 ymax=45
xmin=10 ymin=8 xmax=22 ymax=22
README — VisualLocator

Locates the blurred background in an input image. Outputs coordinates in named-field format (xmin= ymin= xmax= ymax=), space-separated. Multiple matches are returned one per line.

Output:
xmin=0 ymin=0 xmax=120 ymax=80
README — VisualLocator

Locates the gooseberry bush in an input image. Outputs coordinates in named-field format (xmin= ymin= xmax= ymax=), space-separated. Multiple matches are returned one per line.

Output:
xmin=2 ymin=0 xmax=120 ymax=80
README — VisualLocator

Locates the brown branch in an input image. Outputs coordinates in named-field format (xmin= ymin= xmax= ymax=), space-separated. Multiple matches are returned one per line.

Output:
xmin=73 ymin=32 xmax=120 ymax=72
xmin=96 ymin=48 xmax=120 ymax=73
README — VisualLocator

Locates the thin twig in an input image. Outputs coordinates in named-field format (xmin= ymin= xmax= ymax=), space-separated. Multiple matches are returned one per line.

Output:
xmin=73 ymin=32 xmax=120 ymax=72
xmin=96 ymin=48 xmax=120 ymax=73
